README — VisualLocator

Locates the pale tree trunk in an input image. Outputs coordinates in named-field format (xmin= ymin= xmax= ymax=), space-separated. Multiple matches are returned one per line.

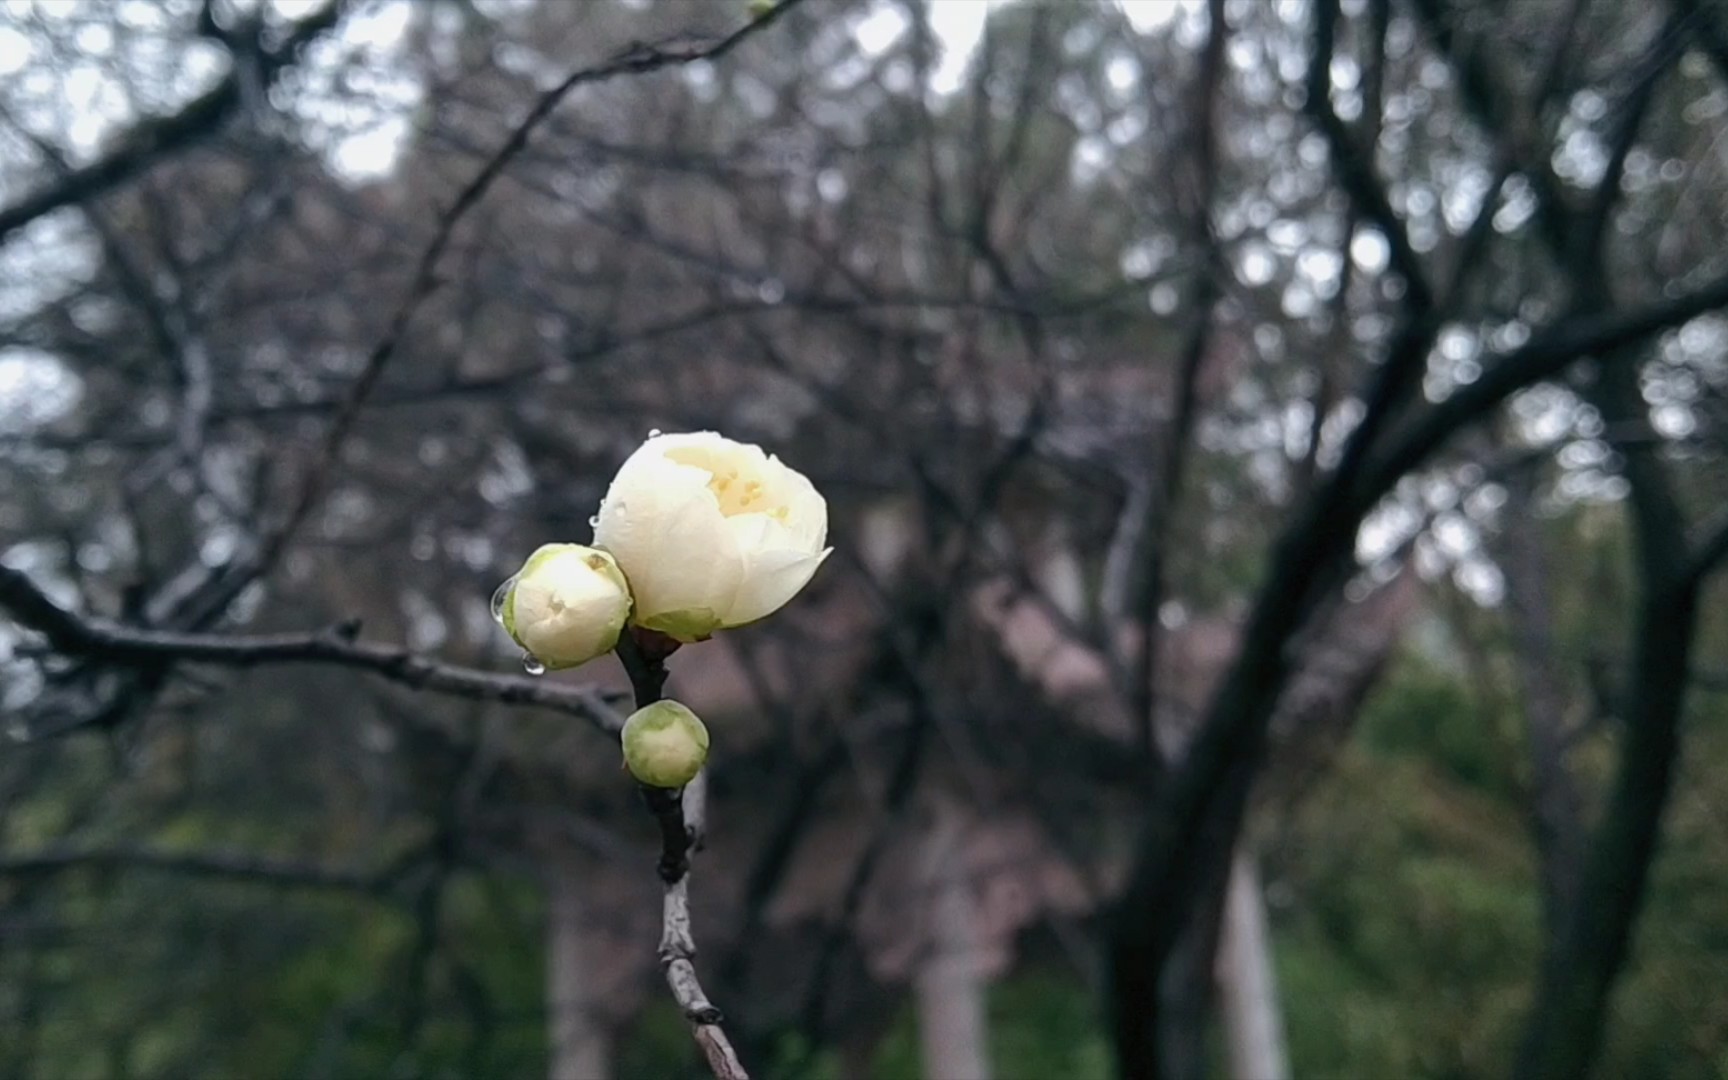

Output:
xmin=913 ymin=806 xmax=992 ymax=1080
xmin=1216 ymin=848 xmax=1289 ymax=1080
xmin=547 ymin=853 xmax=612 ymax=1080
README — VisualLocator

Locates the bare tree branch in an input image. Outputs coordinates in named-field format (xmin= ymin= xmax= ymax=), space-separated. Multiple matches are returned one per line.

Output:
xmin=1341 ymin=5 xmax=1721 ymax=1075
xmin=1124 ymin=0 xmax=1229 ymax=768
xmin=187 ymin=0 xmax=811 ymax=626
xmin=1355 ymin=268 xmax=1728 ymax=510
xmin=616 ymin=629 xmax=750 ymax=1080
xmin=0 ymin=0 xmax=346 ymax=245
xmin=1303 ymin=0 xmax=1435 ymax=313
xmin=1116 ymin=2 xmax=1237 ymax=1073
xmin=0 ymin=564 xmax=620 ymax=731
xmin=1108 ymin=4 xmax=1728 ymax=1066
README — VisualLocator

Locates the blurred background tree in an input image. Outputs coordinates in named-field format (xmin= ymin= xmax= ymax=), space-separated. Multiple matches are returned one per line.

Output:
xmin=1 ymin=0 xmax=1726 ymax=1078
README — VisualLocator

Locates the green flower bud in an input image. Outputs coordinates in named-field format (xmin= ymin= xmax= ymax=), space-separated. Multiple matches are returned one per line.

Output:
xmin=620 ymin=700 xmax=710 ymax=789
xmin=494 ymin=544 xmax=631 ymax=671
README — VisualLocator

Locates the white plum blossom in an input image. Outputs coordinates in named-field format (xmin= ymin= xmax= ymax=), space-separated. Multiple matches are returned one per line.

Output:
xmin=499 ymin=544 xmax=632 ymax=670
xmin=594 ymin=431 xmax=829 ymax=642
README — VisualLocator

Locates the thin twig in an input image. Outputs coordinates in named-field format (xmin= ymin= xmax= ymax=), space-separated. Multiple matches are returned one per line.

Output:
xmin=1304 ymin=0 xmax=1434 ymax=312
xmin=1125 ymin=0 xmax=1229 ymax=768
xmin=0 ymin=564 xmax=621 ymax=732
xmin=0 ymin=1 xmax=347 ymax=244
xmin=615 ymin=629 xmax=750 ymax=1079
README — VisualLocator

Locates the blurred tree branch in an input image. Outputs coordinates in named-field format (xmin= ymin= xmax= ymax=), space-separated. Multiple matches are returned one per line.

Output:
xmin=0 ymin=563 xmax=620 ymax=730
xmin=0 ymin=0 xmax=806 ymax=749
xmin=0 ymin=0 xmax=347 ymax=246
xmin=179 ymin=0 xmax=811 ymax=634
xmin=1122 ymin=0 xmax=1228 ymax=764
xmin=1401 ymin=2 xmax=1728 ymax=1072
xmin=1110 ymin=0 xmax=1728 ymax=1074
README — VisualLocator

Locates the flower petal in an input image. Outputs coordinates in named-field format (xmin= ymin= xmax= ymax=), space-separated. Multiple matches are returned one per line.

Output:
xmin=772 ymin=458 xmax=829 ymax=552
xmin=721 ymin=513 xmax=832 ymax=627
xmin=594 ymin=453 xmax=744 ymax=625
xmin=505 ymin=545 xmax=630 ymax=669
xmin=662 ymin=432 xmax=768 ymax=479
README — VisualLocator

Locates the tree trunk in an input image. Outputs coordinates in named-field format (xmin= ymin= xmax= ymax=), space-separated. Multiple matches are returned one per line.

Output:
xmin=1216 ymin=849 xmax=1289 ymax=1080
xmin=1154 ymin=850 xmax=1231 ymax=1080
xmin=914 ymin=807 xmax=992 ymax=1080
xmin=547 ymin=854 xmax=611 ymax=1080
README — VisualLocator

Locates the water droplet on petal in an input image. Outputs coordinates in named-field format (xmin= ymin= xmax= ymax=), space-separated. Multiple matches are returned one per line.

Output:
xmin=522 ymin=653 xmax=546 ymax=676
xmin=588 ymin=514 xmax=600 ymax=530
xmin=490 ymin=576 xmax=516 ymax=624
xmin=648 ymin=428 xmax=662 ymax=437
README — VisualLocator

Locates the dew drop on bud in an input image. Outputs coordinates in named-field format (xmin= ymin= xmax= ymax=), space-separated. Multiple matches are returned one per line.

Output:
xmin=522 ymin=653 xmax=546 ymax=676
xmin=490 ymin=577 xmax=515 ymax=624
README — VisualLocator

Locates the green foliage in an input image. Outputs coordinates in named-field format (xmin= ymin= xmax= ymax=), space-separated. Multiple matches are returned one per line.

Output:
xmin=1594 ymin=707 xmax=1728 ymax=1078
xmin=1273 ymin=744 xmax=1541 ymax=1078
xmin=858 ymin=970 xmax=1108 ymax=1080
xmin=1272 ymin=646 xmax=1728 ymax=1079
xmin=1356 ymin=655 xmax=1523 ymax=799
xmin=614 ymin=999 xmax=703 ymax=1080
xmin=987 ymin=972 xmax=1113 ymax=1080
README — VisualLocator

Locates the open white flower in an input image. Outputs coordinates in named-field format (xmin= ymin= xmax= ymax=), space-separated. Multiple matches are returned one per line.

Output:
xmin=499 ymin=544 xmax=632 ymax=670
xmin=593 ymin=431 xmax=829 ymax=642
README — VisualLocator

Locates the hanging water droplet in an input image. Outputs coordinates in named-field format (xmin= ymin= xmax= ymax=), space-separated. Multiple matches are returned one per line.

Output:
xmin=648 ymin=428 xmax=662 ymax=437
xmin=522 ymin=653 xmax=546 ymax=676
xmin=490 ymin=576 xmax=516 ymax=624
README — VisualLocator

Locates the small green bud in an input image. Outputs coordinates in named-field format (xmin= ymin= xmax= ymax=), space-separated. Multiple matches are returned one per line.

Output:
xmin=494 ymin=544 xmax=631 ymax=671
xmin=621 ymin=700 xmax=710 ymax=789
xmin=747 ymin=0 xmax=777 ymax=18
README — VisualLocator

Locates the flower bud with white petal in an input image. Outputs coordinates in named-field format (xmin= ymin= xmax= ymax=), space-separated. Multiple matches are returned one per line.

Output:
xmin=498 ymin=544 xmax=631 ymax=670
xmin=620 ymin=700 xmax=710 ymax=788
